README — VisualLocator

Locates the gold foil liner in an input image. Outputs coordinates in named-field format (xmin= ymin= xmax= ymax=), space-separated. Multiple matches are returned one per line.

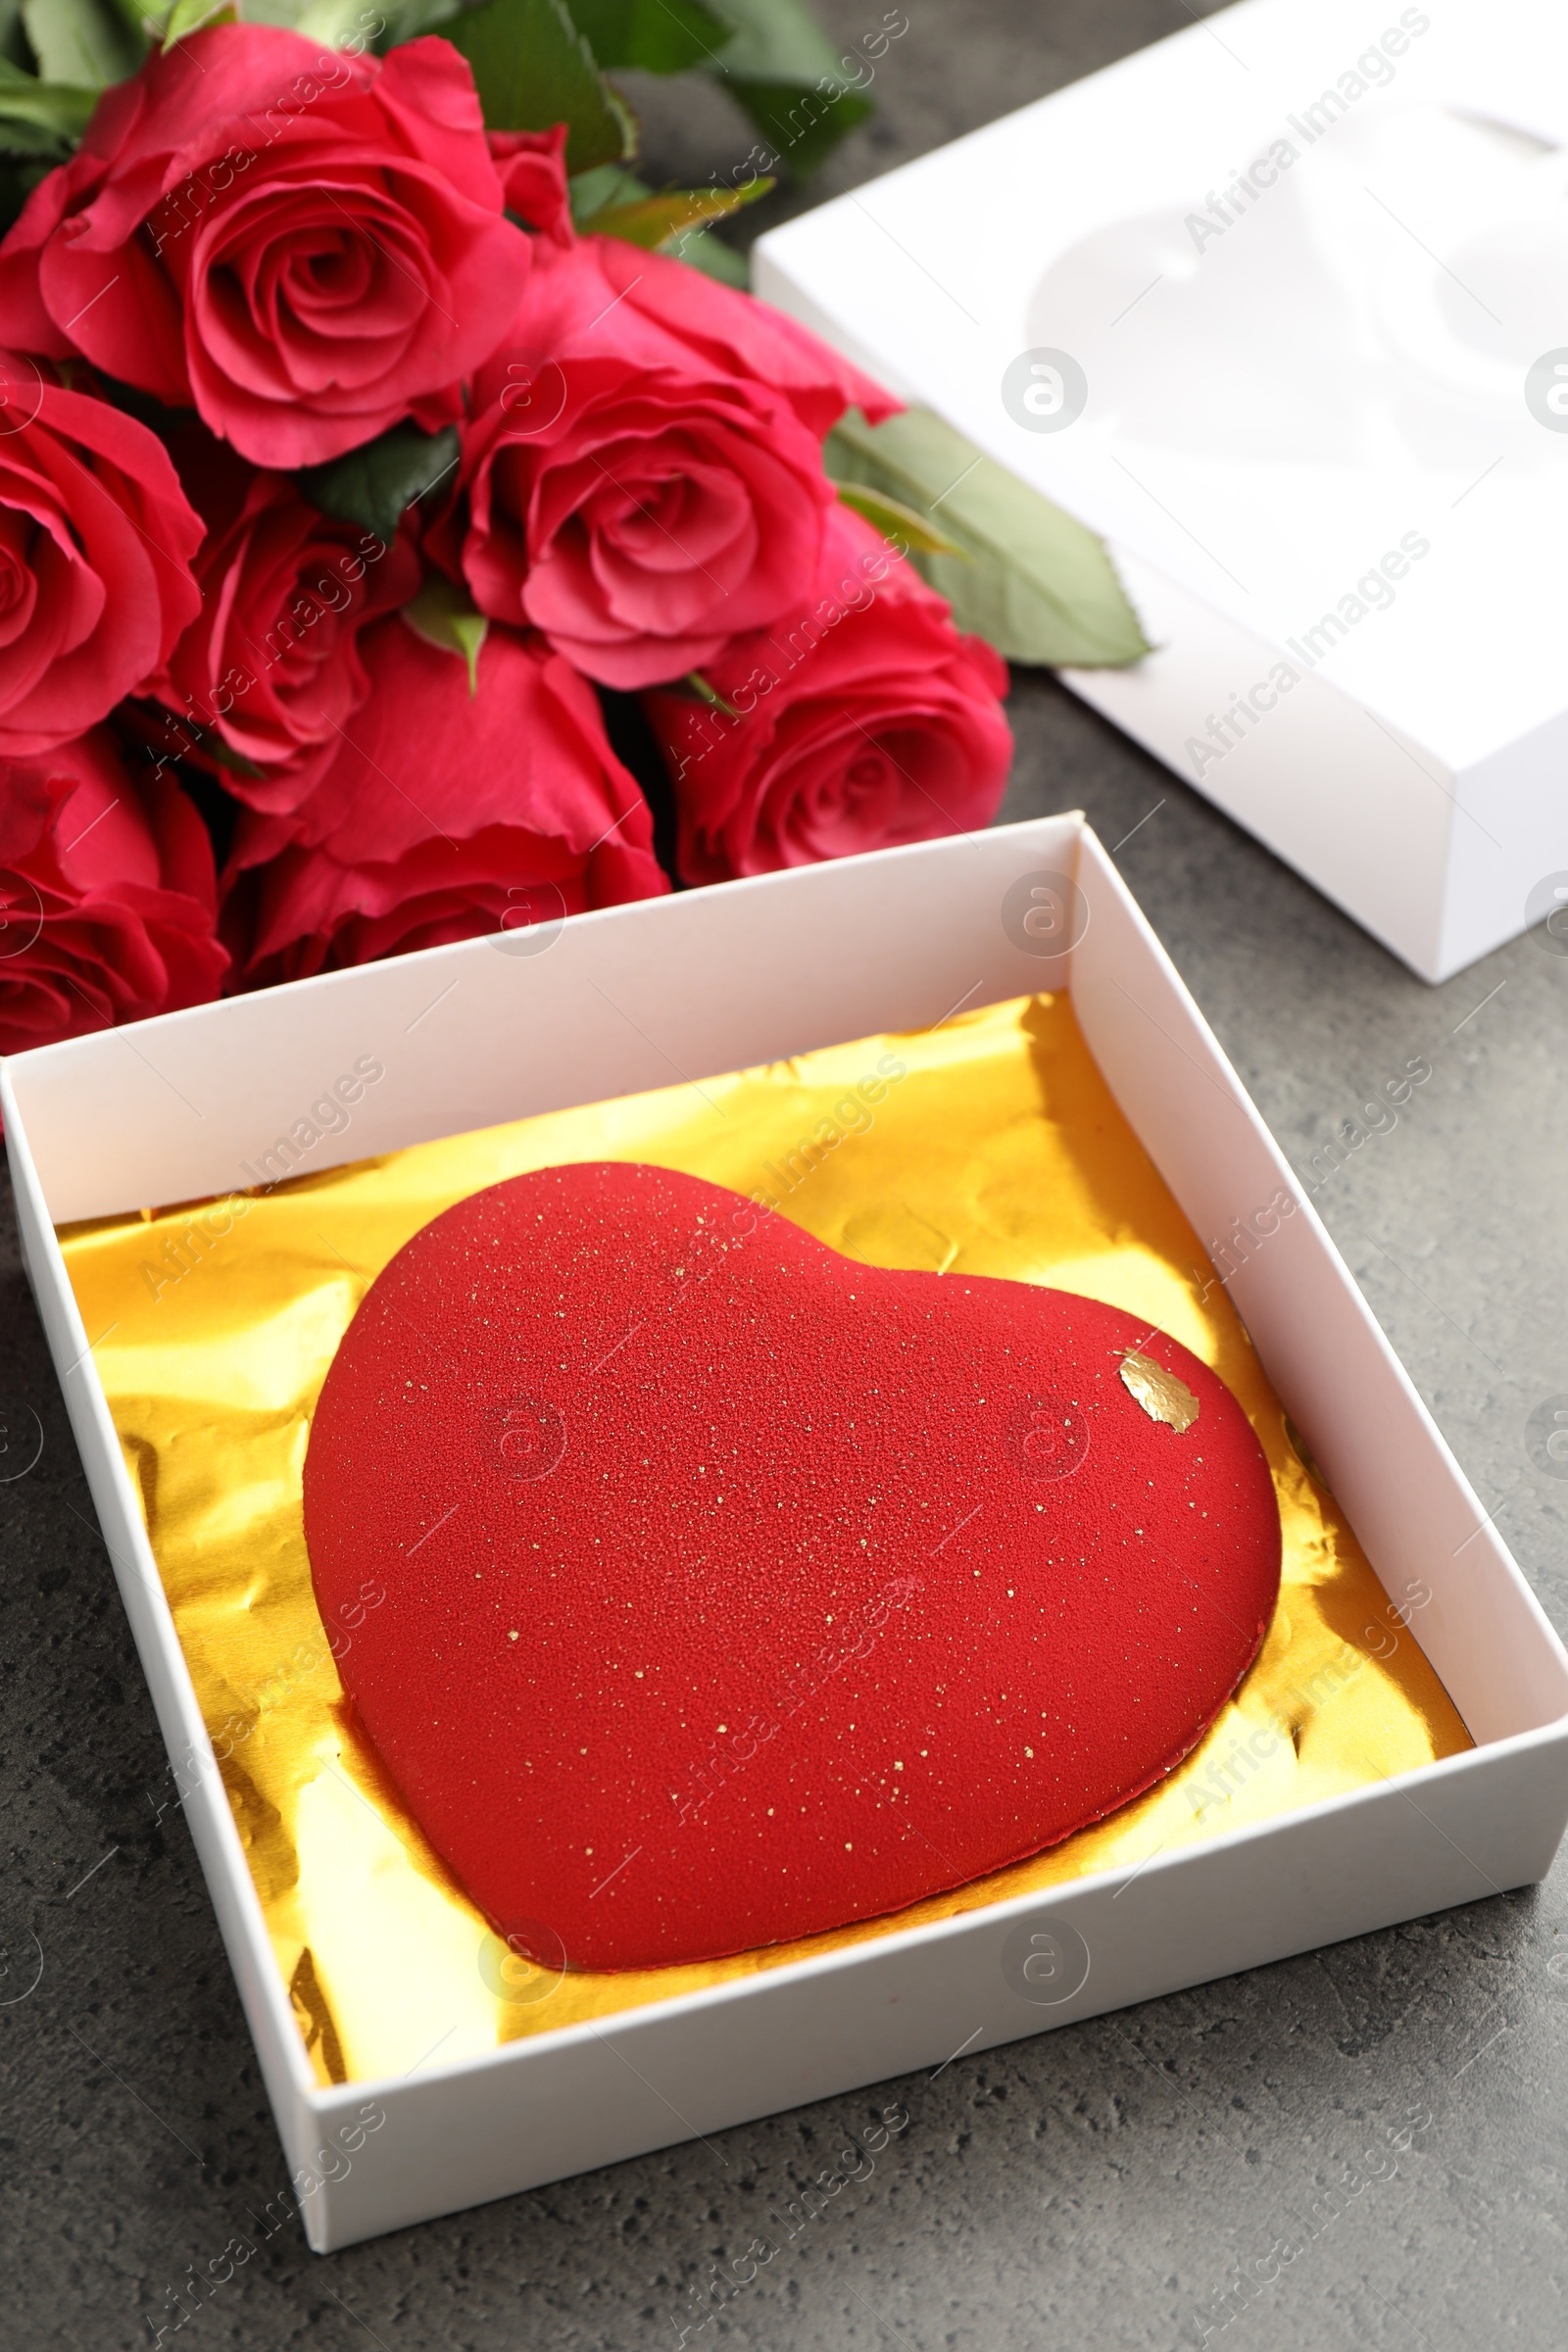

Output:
xmin=58 ymin=994 xmax=1469 ymax=2084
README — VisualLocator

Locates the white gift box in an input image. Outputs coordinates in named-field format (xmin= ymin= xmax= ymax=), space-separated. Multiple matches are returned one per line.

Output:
xmin=755 ymin=0 xmax=1568 ymax=982
xmin=5 ymin=812 xmax=1567 ymax=2250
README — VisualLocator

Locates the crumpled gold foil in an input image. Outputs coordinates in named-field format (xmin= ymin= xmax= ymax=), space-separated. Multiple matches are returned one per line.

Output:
xmin=58 ymin=994 xmax=1469 ymax=2085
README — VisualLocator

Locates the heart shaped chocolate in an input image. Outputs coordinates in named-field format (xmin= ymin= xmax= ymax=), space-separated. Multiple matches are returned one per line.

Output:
xmin=304 ymin=1162 xmax=1281 ymax=1971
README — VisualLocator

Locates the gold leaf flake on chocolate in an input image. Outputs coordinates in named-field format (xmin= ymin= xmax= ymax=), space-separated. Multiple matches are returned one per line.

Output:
xmin=1119 ymin=1351 xmax=1200 ymax=1434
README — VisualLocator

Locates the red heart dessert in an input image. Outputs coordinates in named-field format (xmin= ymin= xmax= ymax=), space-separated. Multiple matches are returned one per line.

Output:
xmin=304 ymin=1162 xmax=1281 ymax=1972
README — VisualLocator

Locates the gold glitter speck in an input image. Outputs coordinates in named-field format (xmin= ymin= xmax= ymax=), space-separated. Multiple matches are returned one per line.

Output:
xmin=1119 ymin=1351 xmax=1200 ymax=1434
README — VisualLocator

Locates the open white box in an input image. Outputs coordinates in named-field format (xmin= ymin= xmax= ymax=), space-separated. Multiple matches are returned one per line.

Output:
xmin=755 ymin=0 xmax=1568 ymax=982
xmin=5 ymin=813 xmax=1567 ymax=2250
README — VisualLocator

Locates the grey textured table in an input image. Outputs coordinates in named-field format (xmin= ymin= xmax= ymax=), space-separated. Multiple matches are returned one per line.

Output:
xmin=4 ymin=5 xmax=1566 ymax=2345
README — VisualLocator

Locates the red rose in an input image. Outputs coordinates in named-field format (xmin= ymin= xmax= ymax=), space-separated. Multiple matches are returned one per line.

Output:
xmin=0 ymin=29 xmax=529 ymax=468
xmin=0 ymin=729 xmax=227 ymax=1053
xmin=227 ymin=614 xmax=667 ymax=985
xmin=644 ymin=511 xmax=1013 ymax=882
xmin=154 ymin=430 xmax=419 ymax=815
xmin=439 ymin=236 xmax=897 ymax=691
xmin=0 ymin=355 xmax=201 ymax=758
xmin=488 ymin=125 xmax=572 ymax=248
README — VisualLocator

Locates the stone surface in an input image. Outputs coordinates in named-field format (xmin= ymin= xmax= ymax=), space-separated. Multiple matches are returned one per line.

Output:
xmin=4 ymin=4 xmax=1567 ymax=2346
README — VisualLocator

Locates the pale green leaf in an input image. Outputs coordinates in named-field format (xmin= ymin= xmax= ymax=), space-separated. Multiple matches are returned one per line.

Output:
xmin=0 ymin=57 xmax=99 ymax=139
xmin=292 ymin=0 xmax=373 ymax=43
xmin=403 ymin=575 xmax=488 ymax=695
xmin=21 ymin=0 xmax=139 ymax=85
xmin=701 ymin=0 xmax=842 ymax=82
xmin=161 ymin=0 xmax=234 ymax=44
xmin=834 ymin=480 xmax=965 ymax=559
xmin=823 ymin=406 xmax=1152 ymax=668
xmin=203 ymin=0 xmax=381 ymax=24
xmin=586 ymin=173 xmax=769 ymax=249
xmin=230 ymin=0 xmax=323 ymax=25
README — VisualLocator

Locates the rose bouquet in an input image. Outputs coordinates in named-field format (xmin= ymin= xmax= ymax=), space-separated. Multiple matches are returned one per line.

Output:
xmin=0 ymin=2 xmax=1129 ymax=1056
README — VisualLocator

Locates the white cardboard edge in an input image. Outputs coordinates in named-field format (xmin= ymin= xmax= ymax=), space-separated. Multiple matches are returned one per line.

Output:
xmin=1060 ymin=551 xmax=1568 ymax=986
xmin=5 ymin=812 xmax=1567 ymax=2252
xmin=0 ymin=1069 xmax=323 ymax=2192
xmin=294 ymin=1726 xmax=1567 ymax=2249
xmin=5 ymin=816 xmax=1093 ymax=1225
xmin=1070 ymin=829 xmax=1568 ymax=1741
xmin=1059 ymin=552 xmax=1454 ymax=984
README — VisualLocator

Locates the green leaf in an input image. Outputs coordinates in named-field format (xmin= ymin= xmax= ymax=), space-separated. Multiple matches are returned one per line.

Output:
xmin=723 ymin=76 xmax=868 ymax=177
xmin=823 ymin=407 xmax=1152 ymax=669
xmin=668 ymin=222 xmax=748 ymax=285
xmin=198 ymin=728 xmax=266 ymax=781
xmin=21 ymin=0 xmax=140 ymax=84
xmin=568 ymin=160 xmax=647 ymax=223
xmin=701 ymin=0 xmax=841 ymax=80
xmin=367 ymin=0 xmax=463 ymax=44
xmin=204 ymin=0 xmax=379 ymax=26
xmin=297 ymin=421 xmax=460 ymax=545
xmin=586 ymin=172 xmax=769 ymax=249
xmin=700 ymin=0 xmax=874 ymax=175
xmin=566 ymin=0 xmax=729 ymax=74
xmin=449 ymin=0 xmax=632 ymax=173
xmin=291 ymin=0 xmax=370 ymax=42
xmin=684 ymin=668 xmax=740 ymax=717
xmin=0 ymin=114 xmax=65 ymax=150
xmin=160 ymin=0 xmax=234 ymax=44
xmin=0 ymin=153 xmax=52 ymax=226
xmin=102 ymin=0 xmax=164 ymax=45
xmin=834 ymin=481 xmax=965 ymax=559
xmin=0 ymin=58 xmax=98 ymax=141
xmin=403 ymin=574 xmax=488 ymax=695
xmin=569 ymin=164 xmax=760 ymax=281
